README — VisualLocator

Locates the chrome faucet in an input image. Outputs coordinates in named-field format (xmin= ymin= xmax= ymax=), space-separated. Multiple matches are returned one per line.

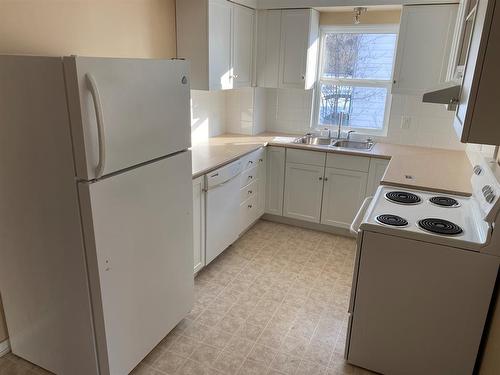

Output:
xmin=347 ymin=130 xmax=356 ymax=140
xmin=337 ymin=112 xmax=343 ymax=139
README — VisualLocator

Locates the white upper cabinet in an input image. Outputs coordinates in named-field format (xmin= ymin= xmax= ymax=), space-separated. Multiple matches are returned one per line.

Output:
xmin=209 ymin=0 xmax=233 ymax=90
xmin=256 ymin=9 xmax=319 ymax=89
xmin=233 ymin=4 xmax=255 ymax=88
xmin=256 ymin=10 xmax=282 ymax=88
xmin=393 ymin=4 xmax=458 ymax=95
xmin=454 ymin=0 xmax=500 ymax=146
xmin=176 ymin=0 xmax=255 ymax=91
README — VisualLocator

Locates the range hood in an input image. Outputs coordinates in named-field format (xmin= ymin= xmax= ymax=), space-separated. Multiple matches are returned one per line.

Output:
xmin=422 ymin=82 xmax=461 ymax=111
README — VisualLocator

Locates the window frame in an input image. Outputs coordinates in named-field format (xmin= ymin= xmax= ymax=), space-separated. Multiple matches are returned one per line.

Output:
xmin=313 ymin=24 xmax=399 ymax=136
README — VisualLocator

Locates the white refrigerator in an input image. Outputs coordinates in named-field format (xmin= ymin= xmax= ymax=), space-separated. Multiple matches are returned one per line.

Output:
xmin=0 ymin=55 xmax=194 ymax=375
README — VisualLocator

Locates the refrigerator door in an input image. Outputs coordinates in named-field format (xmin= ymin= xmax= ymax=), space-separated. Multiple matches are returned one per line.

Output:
xmin=64 ymin=56 xmax=191 ymax=180
xmin=78 ymin=151 xmax=194 ymax=375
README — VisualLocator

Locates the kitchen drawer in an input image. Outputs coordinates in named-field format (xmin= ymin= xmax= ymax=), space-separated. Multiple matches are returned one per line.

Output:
xmin=240 ymin=178 xmax=258 ymax=203
xmin=240 ymin=165 xmax=258 ymax=188
xmin=240 ymin=193 xmax=258 ymax=232
xmin=241 ymin=147 xmax=265 ymax=171
xmin=286 ymin=148 xmax=326 ymax=166
xmin=326 ymin=153 xmax=370 ymax=172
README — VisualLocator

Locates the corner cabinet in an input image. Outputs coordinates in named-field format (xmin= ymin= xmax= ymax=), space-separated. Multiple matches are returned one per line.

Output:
xmin=176 ymin=0 xmax=255 ymax=91
xmin=192 ymin=176 xmax=205 ymax=274
xmin=256 ymin=9 xmax=320 ymax=89
xmin=392 ymin=4 xmax=458 ymax=95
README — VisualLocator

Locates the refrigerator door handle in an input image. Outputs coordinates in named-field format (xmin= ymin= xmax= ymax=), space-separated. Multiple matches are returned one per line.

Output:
xmin=86 ymin=73 xmax=106 ymax=179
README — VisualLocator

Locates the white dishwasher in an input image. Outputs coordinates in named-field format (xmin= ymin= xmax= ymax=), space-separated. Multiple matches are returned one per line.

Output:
xmin=205 ymin=159 xmax=242 ymax=264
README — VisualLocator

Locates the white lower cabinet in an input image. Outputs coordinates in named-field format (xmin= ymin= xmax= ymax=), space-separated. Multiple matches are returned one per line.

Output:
xmin=320 ymin=167 xmax=368 ymax=229
xmin=367 ymin=158 xmax=390 ymax=196
xmin=240 ymin=148 xmax=266 ymax=234
xmin=265 ymin=146 xmax=286 ymax=216
xmin=192 ymin=176 xmax=205 ymax=274
xmin=283 ymin=162 xmax=324 ymax=223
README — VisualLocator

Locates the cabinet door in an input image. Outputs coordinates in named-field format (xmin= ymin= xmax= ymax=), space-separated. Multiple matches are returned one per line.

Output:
xmin=233 ymin=4 xmax=255 ymax=88
xmin=283 ymin=162 xmax=324 ymax=223
xmin=256 ymin=10 xmax=282 ymax=88
xmin=279 ymin=9 xmax=309 ymax=89
xmin=209 ymin=0 xmax=232 ymax=90
xmin=366 ymin=158 xmax=390 ymax=196
xmin=321 ymin=167 xmax=368 ymax=229
xmin=393 ymin=4 xmax=458 ymax=95
xmin=192 ymin=176 xmax=205 ymax=274
xmin=265 ymin=147 xmax=285 ymax=216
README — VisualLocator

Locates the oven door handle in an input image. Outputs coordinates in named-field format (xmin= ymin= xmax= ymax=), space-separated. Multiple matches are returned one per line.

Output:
xmin=350 ymin=197 xmax=373 ymax=236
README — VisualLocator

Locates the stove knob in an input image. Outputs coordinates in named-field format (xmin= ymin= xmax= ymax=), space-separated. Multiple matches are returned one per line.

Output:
xmin=473 ymin=165 xmax=483 ymax=175
xmin=486 ymin=192 xmax=496 ymax=204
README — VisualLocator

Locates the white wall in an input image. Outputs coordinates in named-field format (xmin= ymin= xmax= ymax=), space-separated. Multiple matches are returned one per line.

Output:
xmin=0 ymin=0 xmax=176 ymax=58
xmin=263 ymin=88 xmax=465 ymax=150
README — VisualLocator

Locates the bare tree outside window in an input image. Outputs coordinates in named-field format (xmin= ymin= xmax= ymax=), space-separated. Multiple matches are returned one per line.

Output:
xmin=316 ymin=29 xmax=397 ymax=132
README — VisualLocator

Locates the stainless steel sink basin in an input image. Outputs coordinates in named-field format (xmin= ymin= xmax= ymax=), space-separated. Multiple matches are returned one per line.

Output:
xmin=293 ymin=136 xmax=332 ymax=146
xmin=331 ymin=139 xmax=375 ymax=150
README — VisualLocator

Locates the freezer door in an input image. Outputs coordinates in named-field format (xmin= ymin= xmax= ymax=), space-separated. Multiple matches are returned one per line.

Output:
xmin=78 ymin=151 xmax=194 ymax=375
xmin=64 ymin=56 xmax=191 ymax=180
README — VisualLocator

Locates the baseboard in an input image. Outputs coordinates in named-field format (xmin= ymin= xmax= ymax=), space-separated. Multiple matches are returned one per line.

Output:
xmin=0 ymin=339 xmax=11 ymax=358
xmin=262 ymin=213 xmax=354 ymax=237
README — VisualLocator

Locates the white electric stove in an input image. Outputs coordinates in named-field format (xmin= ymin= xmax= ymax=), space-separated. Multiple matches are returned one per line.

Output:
xmin=346 ymin=154 xmax=500 ymax=375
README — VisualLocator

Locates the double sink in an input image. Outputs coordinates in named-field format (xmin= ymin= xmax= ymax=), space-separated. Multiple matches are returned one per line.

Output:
xmin=293 ymin=135 xmax=375 ymax=151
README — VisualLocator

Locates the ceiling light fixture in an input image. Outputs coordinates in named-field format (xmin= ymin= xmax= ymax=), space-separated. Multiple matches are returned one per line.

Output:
xmin=353 ymin=7 xmax=367 ymax=24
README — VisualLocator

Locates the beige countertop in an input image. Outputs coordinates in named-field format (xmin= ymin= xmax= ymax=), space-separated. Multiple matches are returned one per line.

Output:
xmin=191 ymin=132 xmax=472 ymax=196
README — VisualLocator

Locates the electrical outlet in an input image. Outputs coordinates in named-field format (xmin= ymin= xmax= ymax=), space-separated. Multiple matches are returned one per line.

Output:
xmin=401 ymin=115 xmax=411 ymax=130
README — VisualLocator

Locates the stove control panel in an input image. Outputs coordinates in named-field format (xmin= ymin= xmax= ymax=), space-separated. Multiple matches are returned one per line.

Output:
xmin=471 ymin=160 xmax=500 ymax=223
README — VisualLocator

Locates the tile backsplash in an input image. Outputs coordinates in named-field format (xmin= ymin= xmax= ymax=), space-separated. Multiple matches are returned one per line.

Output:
xmin=190 ymin=90 xmax=226 ymax=144
xmin=263 ymin=88 xmax=465 ymax=150
xmin=190 ymin=86 xmax=465 ymax=151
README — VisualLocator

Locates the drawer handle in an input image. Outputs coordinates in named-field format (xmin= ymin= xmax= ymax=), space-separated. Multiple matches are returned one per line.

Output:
xmin=248 ymin=175 xmax=253 ymax=180
xmin=248 ymin=190 xmax=253 ymax=194
xmin=259 ymin=158 xmax=263 ymax=162
xmin=248 ymin=204 xmax=253 ymax=208
xmin=249 ymin=161 xmax=253 ymax=164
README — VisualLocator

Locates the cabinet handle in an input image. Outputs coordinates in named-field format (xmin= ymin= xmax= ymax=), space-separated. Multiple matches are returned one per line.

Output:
xmin=324 ymin=177 xmax=328 ymax=182
xmin=301 ymin=74 xmax=305 ymax=80
xmin=248 ymin=190 xmax=253 ymax=194
xmin=248 ymin=175 xmax=253 ymax=180
xmin=319 ymin=177 xmax=323 ymax=181
xmin=249 ymin=161 xmax=253 ymax=164
xmin=248 ymin=204 xmax=253 ymax=208
xmin=259 ymin=158 xmax=263 ymax=162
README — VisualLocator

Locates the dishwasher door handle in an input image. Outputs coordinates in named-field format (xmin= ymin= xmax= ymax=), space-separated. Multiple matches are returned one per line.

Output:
xmin=206 ymin=172 xmax=241 ymax=191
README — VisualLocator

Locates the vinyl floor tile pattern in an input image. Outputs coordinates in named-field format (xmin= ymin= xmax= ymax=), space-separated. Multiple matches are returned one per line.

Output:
xmin=0 ymin=220 xmax=375 ymax=375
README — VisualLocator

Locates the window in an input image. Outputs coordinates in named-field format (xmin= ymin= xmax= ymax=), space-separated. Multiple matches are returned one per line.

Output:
xmin=314 ymin=25 xmax=398 ymax=135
